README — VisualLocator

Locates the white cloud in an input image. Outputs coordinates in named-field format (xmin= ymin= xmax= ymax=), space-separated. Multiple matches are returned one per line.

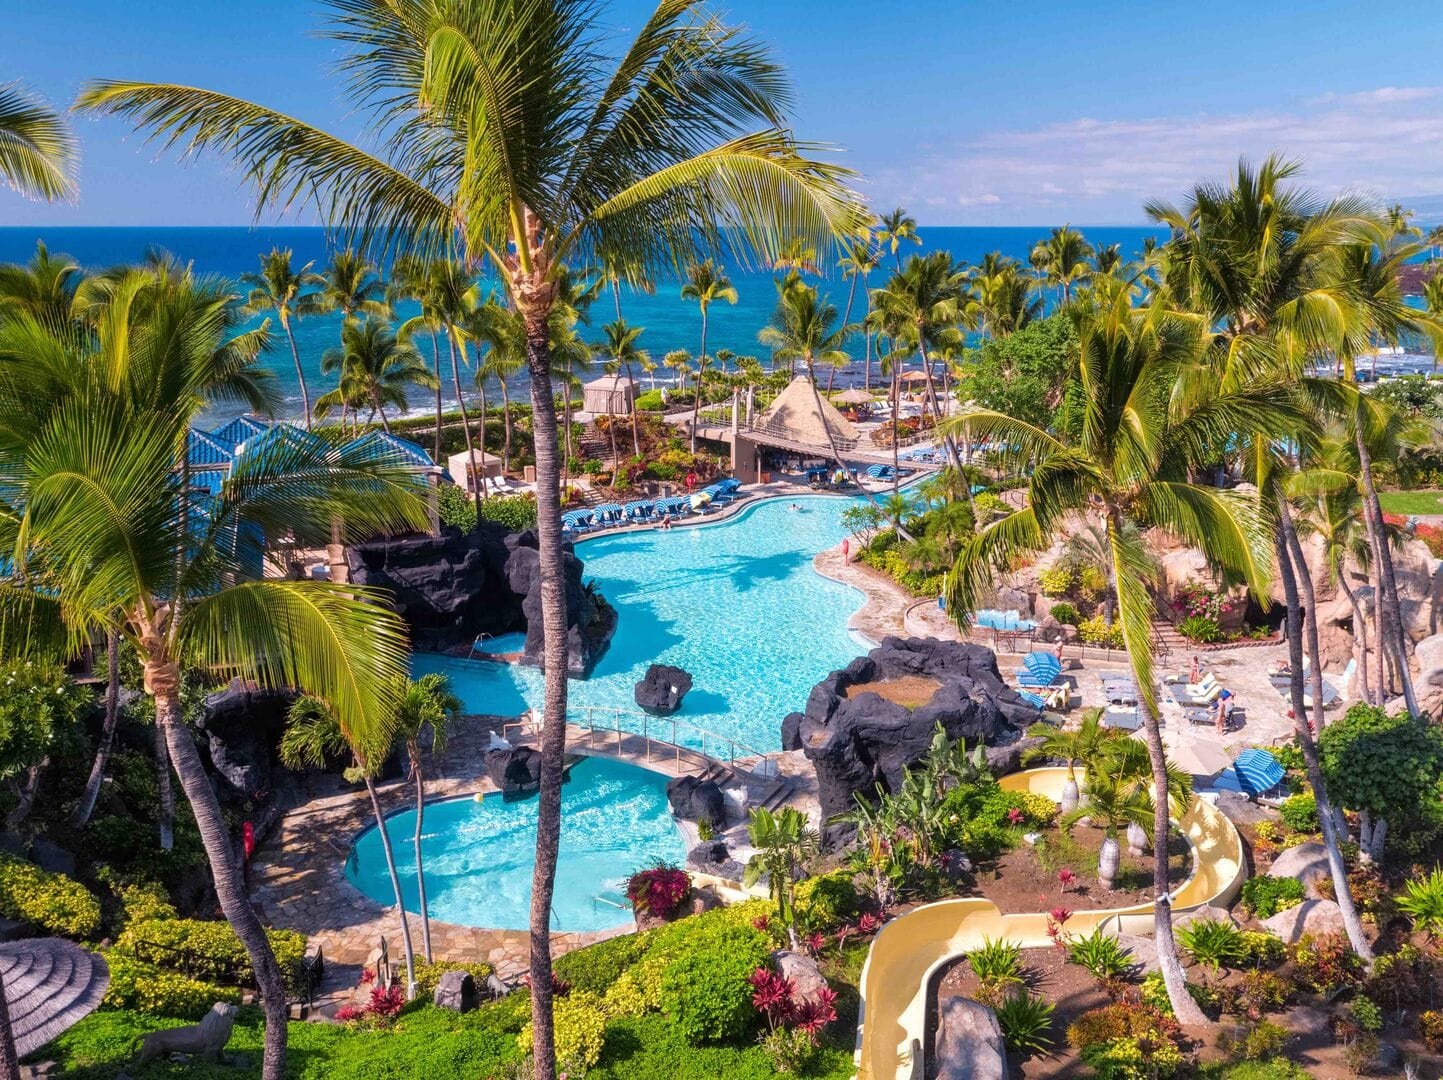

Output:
xmin=866 ymin=87 xmax=1443 ymax=223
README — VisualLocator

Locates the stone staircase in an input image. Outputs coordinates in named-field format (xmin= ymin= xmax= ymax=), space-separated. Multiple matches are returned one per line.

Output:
xmin=697 ymin=760 xmax=793 ymax=815
xmin=1150 ymin=619 xmax=1183 ymax=661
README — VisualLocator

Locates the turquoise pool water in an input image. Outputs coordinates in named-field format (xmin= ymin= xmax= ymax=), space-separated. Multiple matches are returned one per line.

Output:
xmin=414 ymin=495 xmax=867 ymax=753
xmin=345 ymin=756 xmax=685 ymax=932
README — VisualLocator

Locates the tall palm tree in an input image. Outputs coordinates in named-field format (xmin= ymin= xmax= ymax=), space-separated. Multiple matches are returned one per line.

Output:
xmin=414 ymin=261 xmax=482 ymax=505
xmin=469 ymin=300 xmax=528 ymax=472
xmin=0 ymin=241 xmax=81 ymax=327
xmin=0 ymin=81 xmax=76 ymax=202
xmin=839 ymin=237 xmax=880 ymax=388
xmin=970 ymin=256 xmax=1040 ymax=339
xmin=600 ymin=318 xmax=647 ymax=458
xmin=680 ymin=260 xmax=737 ymax=452
xmin=1034 ymin=225 xmax=1094 ymax=304
xmin=392 ymin=674 xmax=461 ymax=964
xmin=0 ymin=278 xmax=427 ymax=1080
xmin=242 ymin=249 xmax=324 ymax=427
xmin=876 ymin=206 xmax=920 ymax=270
xmin=317 ymin=317 xmax=438 ymax=433
xmin=78 ymin=8 xmax=864 ymax=1076
xmin=664 ymin=348 xmax=691 ymax=391
xmin=943 ymin=294 xmax=1292 ymax=1023
xmin=390 ymin=255 xmax=448 ymax=461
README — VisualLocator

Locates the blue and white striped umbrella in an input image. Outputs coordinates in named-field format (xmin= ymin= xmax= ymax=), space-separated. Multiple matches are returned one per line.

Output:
xmin=1232 ymin=748 xmax=1284 ymax=795
xmin=561 ymin=509 xmax=593 ymax=527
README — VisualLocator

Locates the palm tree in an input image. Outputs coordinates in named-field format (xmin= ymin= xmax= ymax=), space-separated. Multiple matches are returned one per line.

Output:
xmin=680 ymin=261 xmax=738 ymax=453
xmin=1425 ymin=275 xmax=1443 ymax=373
xmin=839 ymin=237 xmax=880 ymax=388
xmin=1061 ymin=776 xmax=1155 ymax=891
xmin=876 ymin=206 xmax=920 ymax=270
xmin=242 ymin=249 xmax=324 ymax=427
xmin=758 ymin=280 xmax=851 ymax=451
xmin=601 ymin=319 xmax=647 ymax=458
xmin=1021 ymin=708 xmax=1117 ymax=813
xmin=0 ymin=275 xmax=426 ymax=1080
xmin=391 ymin=674 xmax=461 ymax=964
xmin=280 ymin=694 xmax=417 ymax=994
xmin=943 ymin=294 xmax=1292 ymax=1023
xmin=664 ymin=349 xmax=691 ymax=392
xmin=317 ymin=317 xmax=438 ymax=433
xmin=469 ymin=301 xmax=528 ymax=473
xmin=409 ymin=261 xmax=482 ymax=505
xmin=971 ymin=257 xmax=1040 ymax=339
xmin=78 ymin=7 xmax=863 ymax=1074
xmin=0 ymin=241 xmax=81 ymax=327
xmin=390 ymin=255 xmax=448 ymax=461
xmin=0 ymin=81 xmax=76 ymax=202
xmin=742 ymin=806 xmax=818 ymax=947
xmin=1034 ymin=225 xmax=1094 ymax=304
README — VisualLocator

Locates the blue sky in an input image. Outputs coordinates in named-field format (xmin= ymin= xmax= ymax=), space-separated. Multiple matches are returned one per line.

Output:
xmin=5 ymin=0 xmax=1443 ymax=226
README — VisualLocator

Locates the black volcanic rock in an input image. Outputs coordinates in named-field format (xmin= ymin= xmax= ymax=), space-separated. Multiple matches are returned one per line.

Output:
xmin=195 ymin=682 xmax=297 ymax=798
xmin=634 ymin=664 xmax=694 ymax=715
xmin=666 ymin=775 xmax=727 ymax=827
xmin=791 ymin=637 xmax=1041 ymax=846
xmin=347 ymin=522 xmax=616 ymax=677
xmin=485 ymin=746 xmax=542 ymax=795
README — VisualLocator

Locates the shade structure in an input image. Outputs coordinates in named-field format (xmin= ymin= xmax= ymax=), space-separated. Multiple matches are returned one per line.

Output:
xmin=865 ymin=464 xmax=894 ymax=479
xmin=654 ymin=496 xmax=689 ymax=515
xmin=1170 ymin=739 xmax=1235 ymax=780
xmin=717 ymin=477 xmax=741 ymax=492
xmin=1 ymin=938 xmax=109 ymax=1058
xmin=755 ymin=376 xmax=860 ymax=445
xmin=899 ymin=370 xmax=931 ymax=384
xmin=690 ymin=491 xmax=713 ymax=510
xmin=833 ymin=388 xmax=874 ymax=405
xmin=561 ymin=509 xmax=594 ymax=528
xmin=623 ymin=500 xmax=653 ymax=519
xmin=1232 ymin=748 xmax=1285 ymax=795
xmin=592 ymin=503 xmax=625 ymax=522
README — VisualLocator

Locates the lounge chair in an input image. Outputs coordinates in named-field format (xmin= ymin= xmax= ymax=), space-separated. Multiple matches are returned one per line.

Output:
xmin=1172 ymin=676 xmax=1221 ymax=708
xmin=1102 ymin=705 xmax=1142 ymax=731
xmin=1015 ymin=652 xmax=1063 ymax=688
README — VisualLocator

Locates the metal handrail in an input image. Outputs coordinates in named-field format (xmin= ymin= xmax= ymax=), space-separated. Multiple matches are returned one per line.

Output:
xmin=502 ymin=705 xmax=777 ymax=782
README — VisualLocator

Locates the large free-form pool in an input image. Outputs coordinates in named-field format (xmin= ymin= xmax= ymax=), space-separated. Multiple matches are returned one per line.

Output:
xmin=413 ymin=495 xmax=867 ymax=753
xmin=346 ymin=756 xmax=685 ymax=931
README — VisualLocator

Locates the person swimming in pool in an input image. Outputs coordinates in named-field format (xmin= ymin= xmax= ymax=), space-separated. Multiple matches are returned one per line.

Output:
xmin=787 ymin=503 xmax=803 ymax=512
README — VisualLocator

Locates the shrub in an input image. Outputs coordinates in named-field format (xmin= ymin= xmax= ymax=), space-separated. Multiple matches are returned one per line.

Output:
xmin=1178 ymin=919 xmax=1246 ymax=972
xmin=1289 ymin=932 xmax=1362 ymax=996
xmin=1047 ymin=601 xmax=1080 ymax=626
xmin=115 ymin=915 xmax=307 ymax=993
xmin=793 ymin=871 xmax=859 ymax=932
xmin=413 ymin=959 xmax=494 ymax=998
xmin=1039 ymin=565 xmax=1074 ymax=597
xmin=436 ymin=482 xmax=477 ymax=531
xmin=1140 ymin=972 xmax=1172 ymax=1015
xmin=553 ymin=932 xmax=651 ymax=993
xmin=973 ymin=491 xmax=1008 ymax=519
xmin=1178 ymin=616 xmax=1223 ymax=644
xmin=1077 ymin=566 xmax=1108 ymax=596
xmin=0 ymin=852 xmax=101 ymax=938
xmin=1365 ymin=943 xmax=1436 ymax=1009
xmin=518 ymin=989 xmax=607 ymax=1072
xmin=1239 ymin=877 xmax=1303 ymax=920
xmin=626 ymin=863 xmax=692 ymax=920
xmin=1069 ymin=1002 xmax=1189 ymax=1080
xmin=1068 ymin=928 xmax=1132 ymax=981
xmin=1397 ymin=864 xmax=1443 ymax=937
xmin=634 ymin=389 xmax=665 ymax=411
xmin=1218 ymin=1020 xmax=1288 ymax=1061
xmin=1077 ymin=615 xmax=1125 ymax=649
xmin=1349 ymin=995 xmax=1383 ymax=1033
xmin=101 ymin=952 xmax=242 ymax=1019
xmin=966 ymin=936 xmax=1024 ymax=986
xmin=995 ymin=991 xmax=1054 ymax=1056
xmin=1235 ymin=970 xmax=1292 ymax=1017
xmin=1420 ymin=1009 xmax=1443 ymax=1051
xmin=478 ymin=494 xmax=538 ymax=532
xmin=1277 ymin=793 xmax=1319 ymax=834
xmin=656 ymin=922 xmax=771 ymax=1043
xmin=1236 ymin=931 xmax=1286 ymax=969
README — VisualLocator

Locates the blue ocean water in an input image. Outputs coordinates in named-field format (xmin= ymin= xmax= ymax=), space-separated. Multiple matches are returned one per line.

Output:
xmin=345 ymin=755 xmax=685 ymax=931
xmin=0 ymin=225 xmax=1159 ymax=419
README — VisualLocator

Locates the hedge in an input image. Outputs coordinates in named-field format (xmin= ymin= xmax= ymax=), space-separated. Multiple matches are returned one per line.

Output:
xmin=0 ymin=852 xmax=101 ymax=938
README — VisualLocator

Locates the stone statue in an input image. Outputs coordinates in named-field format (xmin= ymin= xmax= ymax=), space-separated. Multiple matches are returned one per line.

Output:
xmin=136 ymin=1002 xmax=237 ymax=1065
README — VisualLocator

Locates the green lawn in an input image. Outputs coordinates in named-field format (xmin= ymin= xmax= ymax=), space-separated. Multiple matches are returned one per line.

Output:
xmin=1378 ymin=489 xmax=1443 ymax=516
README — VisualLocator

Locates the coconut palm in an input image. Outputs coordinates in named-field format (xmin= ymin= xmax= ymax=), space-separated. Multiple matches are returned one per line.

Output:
xmin=742 ymin=806 xmax=819 ymax=946
xmin=0 ymin=81 xmax=76 ymax=202
xmin=600 ymin=319 xmax=647 ymax=458
xmin=680 ymin=260 xmax=738 ymax=452
xmin=78 ymin=6 xmax=864 ymax=1072
xmin=317 ymin=317 xmax=438 ymax=433
xmin=0 ymin=241 xmax=81 ymax=327
xmin=1033 ymin=225 xmax=1094 ymax=305
xmin=1061 ymin=776 xmax=1155 ymax=891
xmin=242 ymin=249 xmax=324 ymax=427
xmin=876 ymin=206 xmax=920 ymax=270
xmin=971 ymin=257 xmax=1040 ymax=339
xmin=1021 ymin=708 xmax=1118 ymax=813
xmin=0 ymin=281 xmax=427 ymax=1079
xmin=389 ymin=255 xmax=448 ymax=461
xmin=942 ymin=293 xmax=1294 ymax=1023
xmin=469 ymin=301 xmax=528 ymax=472
xmin=664 ymin=348 xmax=691 ymax=391
xmin=391 ymin=673 xmax=462 ymax=964
xmin=839 ymin=237 xmax=880 ymax=388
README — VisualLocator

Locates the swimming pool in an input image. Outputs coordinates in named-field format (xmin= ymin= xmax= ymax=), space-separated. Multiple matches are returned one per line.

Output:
xmin=413 ymin=495 xmax=867 ymax=753
xmin=345 ymin=756 xmax=685 ymax=932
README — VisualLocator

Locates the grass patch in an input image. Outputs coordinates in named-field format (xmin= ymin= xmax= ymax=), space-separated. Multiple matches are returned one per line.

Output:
xmin=843 ymin=676 xmax=941 ymax=710
xmin=1378 ymin=489 xmax=1443 ymax=515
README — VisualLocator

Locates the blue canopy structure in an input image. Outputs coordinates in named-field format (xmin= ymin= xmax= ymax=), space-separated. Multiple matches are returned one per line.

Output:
xmin=717 ymin=477 xmax=741 ymax=492
xmin=866 ymin=464 xmax=894 ymax=479
xmin=1016 ymin=652 xmax=1062 ymax=687
xmin=592 ymin=503 xmax=625 ymax=522
xmin=623 ymin=500 xmax=653 ymax=519
xmin=1015 ymin=689 xmax=1048 ymax=709
xmin=561 ymin=509 xmax=594 ymax=528
xmin=1232 ymin=748 xmax=1285 ymax=795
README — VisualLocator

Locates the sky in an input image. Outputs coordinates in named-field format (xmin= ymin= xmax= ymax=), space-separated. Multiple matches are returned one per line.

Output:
xmin=4 ymin=0 xmax=1443 ymax=227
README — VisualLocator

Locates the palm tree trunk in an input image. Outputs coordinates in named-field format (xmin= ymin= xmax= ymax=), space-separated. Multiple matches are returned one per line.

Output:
xmin=363 ymin=776 xmax=416 ymax=996
xmin=282 ymin=315 xmax=311 ymax=430
xmin=430 ymin=333 xmax=444 ymax=464
xmin=520 ymin=305 xmax=572 ymax=1080
xmin=1273 ymin=534 xmax=1374 ymax=962
xmin=891 ymin=359 xmax=901 ymax=509
xmin=1355 ymin=426 xmax=1418 ymax=714
xmin=411 ymin=752 xmax=432 ymax=963
xmin=1363 ymin=497 xmax=1389 ymax=701
xmin=500 ymin=379 xmax=513 ymax=473
xmin=803 ymin=360 xmax=904 ymax=536
xmin=446 ymin=329 xmax=482 ymax=513
xmin=624 ymin=361 xmax=641 ymax=457
xmin=691 ymin=308 xmax=708 ymax=453
xmin=1337 ymin=573 xmax=1370 ymax=705
xmin=1278 ymin=498 xmax=1329 ymax=731
xmin=154 ymin=674 xmax=289 ymax=1080
xmin=155 ymin=720 xmax=174 ymax=851
xmin=916 ymin=340 xmax=962 ymax=469
xmin=72 ymin=630 xmax=121 ymax=827
xmin=371 ymin=390 xmax=392 ymax=434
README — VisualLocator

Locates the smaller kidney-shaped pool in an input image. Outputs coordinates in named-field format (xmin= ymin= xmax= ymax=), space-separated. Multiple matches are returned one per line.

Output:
xmin=345 ymin=756 xmax=687 ymax=932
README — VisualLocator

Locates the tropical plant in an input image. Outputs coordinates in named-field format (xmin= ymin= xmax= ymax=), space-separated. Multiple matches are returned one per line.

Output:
xmin=994 ymin=991 xmax=1055 ymax=1056
xmin=839 ymin=235 xmax=880 ymax=387
xmin=1177 ymin=918 xmax=1246 ymax=973
xmin=599 ymin=318 xmax=648 ymax=459
xmin=966 ymin=935 xmax=1024 ymax=990
xmin=680 ymin=260 xmax=737 ymax=452
xmin=1061 ymin=777 xmax=1154 ymax=892
xmin=391 ymin=673 xmax=462 ymax=962
xmin=875 ymin=206 xmax=920 ymax=270
xmin=1239 ymin=877 xmax=1304 ymax=920
xmin=77 ymin=7 xmax=865 ymax=1076
xmin=241 ymin=248 xmax=323 ymax=426
xmin=1067 ymin=927 xmax=1132 ymax=981
xmin=1032 ymin=225 xmax=1094 ymax=303
xmin=0 ymin=81 xmax=76 ymax=202
xmin=743 ymin=807 xmax=820 ymax=947
xmin=1022 ymin=708 xmax=1118 ymax=813
xmin=316 ymin=317 xmax=438 ymax=432
xmin=467 ymin=299 xmax=527 ymax=470
xmin=1395 ymin=866 xmax=1443 ymax=938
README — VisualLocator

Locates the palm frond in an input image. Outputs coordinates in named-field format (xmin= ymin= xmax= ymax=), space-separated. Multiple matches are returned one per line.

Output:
xmin=0 ymin=82 xmax=77 ymax=202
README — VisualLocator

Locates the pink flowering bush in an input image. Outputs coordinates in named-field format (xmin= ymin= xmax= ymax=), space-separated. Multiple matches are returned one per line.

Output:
xmin=751 ymin=965 xmax=840 ymax=1072
xmin=625 ymin=862 xmax=692 ymax=920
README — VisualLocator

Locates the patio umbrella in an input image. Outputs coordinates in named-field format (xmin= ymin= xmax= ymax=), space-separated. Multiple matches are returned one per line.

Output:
xmin=833 ymin=388 xmax=873 ymax=405
xmin=690 ymin=491 xmax=713 ymax=510
xmin=899 ymin=370 xmax=930 ymax=384
xmin=0 ymin=937 xmax=109 ymax=1067
xmin=1168 ymin=738 xmax=1234 ymax=780
xmin=1232 ymin=748 xmax=1285 ymax=795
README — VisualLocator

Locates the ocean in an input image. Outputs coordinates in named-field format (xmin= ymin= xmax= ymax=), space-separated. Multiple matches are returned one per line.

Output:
xmin=0 ymin=224 xmax=1163 ymax=420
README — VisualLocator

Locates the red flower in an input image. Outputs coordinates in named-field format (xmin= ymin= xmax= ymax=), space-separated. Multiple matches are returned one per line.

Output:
xmin=1049 ymin=907 xmax=1073 ymax=925
xmin=335 ymin=1005 xmax=361 ymax=1022
xmin=1007 ymin=807 xmax=1024 ymax=825
xmin=359 ymin=968 xmax=376 ymax=985
xmin=752 ymin=915 xmax=771 ymax=932
xmin=858 ymin=912 xmax=880 ymax=934
xmin=1058 ymin=868 xmax=1077 ymax=891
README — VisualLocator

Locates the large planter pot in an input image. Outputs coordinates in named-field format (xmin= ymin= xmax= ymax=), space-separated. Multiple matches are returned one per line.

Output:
xmin=1126 ymin=821 xmax=1150 ymax=857
xmin=1098 ymin=836 xmax=1119 ymax=891
xmin=1059 ymin=776 xmax=1080 ymax=815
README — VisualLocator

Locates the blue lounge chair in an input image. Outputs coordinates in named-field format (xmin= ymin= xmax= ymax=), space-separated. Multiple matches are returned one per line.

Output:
xmin=561 ymin=509 xmax=594 ymax=530
xmin=1016 ymin=689 xmax=1048 ymax=709
xmin=623 ymin=500 xmax=653 ymax=521
xmin=1015 ymin=651 xmax=1062 ymax=687
xmin=593 ymin=502 xmax=625 ymax=524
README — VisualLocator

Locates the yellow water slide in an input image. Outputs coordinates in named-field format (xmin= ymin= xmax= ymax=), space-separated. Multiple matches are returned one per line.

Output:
xmin=852 ymin=767 xmax=1247 ymax=1080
